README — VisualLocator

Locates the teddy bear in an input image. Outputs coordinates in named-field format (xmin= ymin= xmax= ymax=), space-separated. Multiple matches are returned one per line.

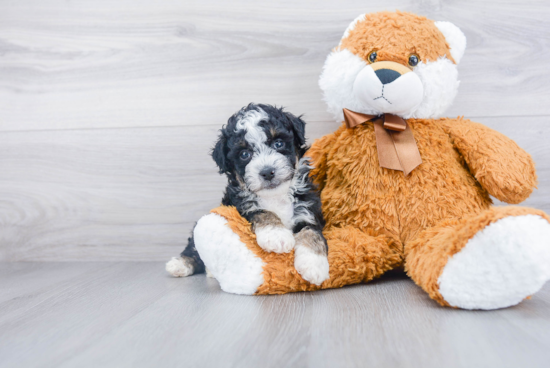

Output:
xmin=192 ymin=11 xmax=550 ymax=310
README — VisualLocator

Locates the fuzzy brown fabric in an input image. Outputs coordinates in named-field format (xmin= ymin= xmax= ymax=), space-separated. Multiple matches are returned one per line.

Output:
xmin=340 ymin=11 xmax=456 ymax=65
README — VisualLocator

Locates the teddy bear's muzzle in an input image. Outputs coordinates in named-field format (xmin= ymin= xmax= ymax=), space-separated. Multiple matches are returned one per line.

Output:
xmin=353 ymin=60 xmax=424 ymax=116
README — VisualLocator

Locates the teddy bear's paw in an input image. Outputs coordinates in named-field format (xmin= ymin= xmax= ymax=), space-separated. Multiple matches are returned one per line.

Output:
xmin=194 ymin=213 xmax=265 ymax=295
xmin=294 ymin=245 xmax=330 ymax=286
xmin=255 ymin=226 xmax=296 ymax=253
xmin=165 ymin=256 xmax=195 ymax=277
xmin=438 ymin=215 xmax=550 ymax=310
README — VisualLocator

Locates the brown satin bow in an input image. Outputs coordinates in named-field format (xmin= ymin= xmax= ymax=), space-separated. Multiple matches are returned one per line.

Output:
xmin=343 ymin=108 xmax=422 ymax=176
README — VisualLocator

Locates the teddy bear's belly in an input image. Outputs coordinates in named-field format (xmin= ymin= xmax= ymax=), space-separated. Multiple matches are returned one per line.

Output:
xmin=321 ymin=123 xmax=492 ymax=244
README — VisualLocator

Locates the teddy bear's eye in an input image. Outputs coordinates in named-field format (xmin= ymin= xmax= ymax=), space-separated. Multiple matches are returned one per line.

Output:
xmin=408 ymin=54 xmax=420 ymax=67
xmin=368 ymin=51 xmax=377 ymax=63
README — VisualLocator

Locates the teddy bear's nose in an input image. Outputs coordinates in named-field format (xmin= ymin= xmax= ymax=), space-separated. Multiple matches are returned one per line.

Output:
xmin=375 ymin=68 xmax=401 ymax=84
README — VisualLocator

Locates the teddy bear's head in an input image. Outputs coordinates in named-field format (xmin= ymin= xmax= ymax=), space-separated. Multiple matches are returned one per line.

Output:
xmin=319 ymin=11 xmax=466 ymax=122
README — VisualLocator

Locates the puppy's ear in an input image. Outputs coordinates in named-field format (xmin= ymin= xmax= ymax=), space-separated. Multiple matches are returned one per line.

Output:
xmin=211 ymin=130 xmax=230 ymax=174
xmin=286 ymin=112 xmax=307 ymax=157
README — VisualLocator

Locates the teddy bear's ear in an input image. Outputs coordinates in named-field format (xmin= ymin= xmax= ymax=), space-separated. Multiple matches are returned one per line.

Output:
xmin=434 ymin=21 xmax=467 ymax=64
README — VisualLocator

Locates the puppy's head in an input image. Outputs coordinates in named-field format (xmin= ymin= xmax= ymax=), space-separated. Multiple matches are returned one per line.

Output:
xmin=212 ymin=103 xmax=307 ymax=192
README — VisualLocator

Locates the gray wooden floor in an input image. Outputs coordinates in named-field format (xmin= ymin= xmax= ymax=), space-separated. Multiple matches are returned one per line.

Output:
xmin=1 ymin=263 xmax=550 ymax=368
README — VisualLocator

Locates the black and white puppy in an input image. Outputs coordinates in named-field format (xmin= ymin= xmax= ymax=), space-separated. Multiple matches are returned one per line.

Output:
xmin=166 ymin=103 xmax=329 ymax=285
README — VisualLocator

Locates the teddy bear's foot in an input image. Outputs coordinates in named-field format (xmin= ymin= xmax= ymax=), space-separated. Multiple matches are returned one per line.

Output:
xmin=438 ymin=215 xmax=550 ymax=310
xmin=193 ymin=213 xmax=265 ymax=295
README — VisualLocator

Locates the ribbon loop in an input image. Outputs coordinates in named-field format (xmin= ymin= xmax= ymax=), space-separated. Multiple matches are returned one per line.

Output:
xmin=342 ymin=108 xmax=422 ymax=176
xmin=383 ymin=114 xmax=407 ymax=131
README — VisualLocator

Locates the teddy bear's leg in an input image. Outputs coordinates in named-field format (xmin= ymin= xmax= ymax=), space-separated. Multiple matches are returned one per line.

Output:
xmin=193 ymin=212 xmax=266 ymax=295
xmin=321 ymin=225 xmax=403 ymax=289
xmin=405 ymin=207 xmax=550 ymax=310
xmin=195 ymin=206 xmax=402 ymax=295
xmin=255 ymin=224 xmax=402 ymax=294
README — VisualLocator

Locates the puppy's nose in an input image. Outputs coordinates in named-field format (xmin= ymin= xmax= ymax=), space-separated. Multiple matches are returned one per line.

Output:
xmin=375 ymin=69 xmax=401 ymax=84
xmin=260 ymin=167 xmax=276 ymax=181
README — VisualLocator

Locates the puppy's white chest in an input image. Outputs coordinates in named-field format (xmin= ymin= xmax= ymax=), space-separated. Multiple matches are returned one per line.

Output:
xmin=257 ymin=193 xmax=294 ymax=229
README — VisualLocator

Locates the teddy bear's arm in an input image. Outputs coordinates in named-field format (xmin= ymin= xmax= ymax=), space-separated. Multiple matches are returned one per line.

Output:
xmin=305 ymin=132 xmax=338 ymax=192
xmin=442 ymin=119 xmax=537 ymax=204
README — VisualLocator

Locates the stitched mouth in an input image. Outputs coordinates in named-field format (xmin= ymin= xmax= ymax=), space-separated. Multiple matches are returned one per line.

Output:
xmin=373 ymin=85 xmax=392 ymax=104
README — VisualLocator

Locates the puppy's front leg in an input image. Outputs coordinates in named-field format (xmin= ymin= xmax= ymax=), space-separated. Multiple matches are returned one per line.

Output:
xmin=250 ymin=210 xmax=295 ymax=253
xmin=294 ymin=227 xmax=329 ymax=285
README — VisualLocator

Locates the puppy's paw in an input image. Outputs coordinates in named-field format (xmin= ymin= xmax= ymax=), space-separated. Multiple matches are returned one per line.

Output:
xmin=165 ymin=256 xmax=195 ymax=277
xmin=294 ymin=245 xmax=329 ymax=285
xmin=255 ymin=226 xmax=295 ymax=253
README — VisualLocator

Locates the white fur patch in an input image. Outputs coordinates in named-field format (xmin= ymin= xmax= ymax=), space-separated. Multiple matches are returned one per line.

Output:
xmin=193 ymin=213 xmax=265 ymax=295
xmin=438 ymin=215 xmax=550 ymax=310
xmin=257 ymin=180 xmax=294 ymax=228
xmin=165 ymin=257 xmax=194 ymax=277
xmin=235 ymin=108 xmax=268 ymax=147
xmin=406 ymin=57 xmax=459 ymax=119
xmin=434 ymin=21 xmax=467 ymax=64
xmin=319 ymin=48 xmax=460 ymax=121
xmin=319 ymin=49 xmax=371 ymax=122
xmin=255 ymin=225 xmax=295 ymax=253
xmin=339 ymin=13 xmax=366 ymax=45
xmin=294 ymin=245 xmax=330 ymax=285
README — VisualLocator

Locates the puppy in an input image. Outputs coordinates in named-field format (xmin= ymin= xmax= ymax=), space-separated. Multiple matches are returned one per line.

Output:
xmin=166 ymin=103 xmax=329 ymax=285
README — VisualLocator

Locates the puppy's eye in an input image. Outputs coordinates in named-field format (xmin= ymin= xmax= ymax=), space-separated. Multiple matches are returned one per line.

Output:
xmin=368 ymin=51 xmax=377 ymax=63
xmin=239 ymin=150 xmax=251 ymax=160
xmin=408 ymin=54 xmax=420 ymax=67
xmin=272 ymin=139 xmax=284 ymax=150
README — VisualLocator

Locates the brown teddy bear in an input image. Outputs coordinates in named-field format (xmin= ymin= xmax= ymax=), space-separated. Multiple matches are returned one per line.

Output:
xmin=191 ymin=11 xmax=550 ymax=310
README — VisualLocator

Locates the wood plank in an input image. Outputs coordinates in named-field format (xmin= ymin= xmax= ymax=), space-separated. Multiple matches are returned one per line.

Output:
xmin=0 ymin=262 xmax=549 ymax=368
xmin=0 ymin=0 xmax=549 ymax=132
xmin=0 ymin=124 xmax=225 ymax=261
xmin=0 ymin=115 xmax=549 ymax=261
